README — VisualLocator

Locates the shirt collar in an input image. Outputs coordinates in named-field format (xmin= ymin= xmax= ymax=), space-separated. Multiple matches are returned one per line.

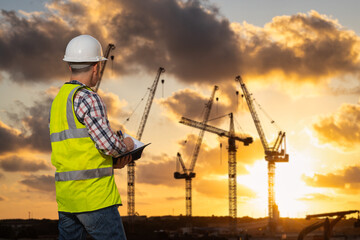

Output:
xmin=66 ymin=80 xmax=86 ymax=86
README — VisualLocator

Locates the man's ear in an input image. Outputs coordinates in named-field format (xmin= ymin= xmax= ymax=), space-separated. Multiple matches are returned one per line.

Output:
xmin=93 ymin=63 xmax=98 ymax=72
xmin=93 ymin=62 xmax=101 ymax=74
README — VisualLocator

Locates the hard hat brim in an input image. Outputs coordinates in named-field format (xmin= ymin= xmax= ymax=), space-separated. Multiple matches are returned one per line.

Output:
xmin=63 ymin=56 xmax=107 ymax=62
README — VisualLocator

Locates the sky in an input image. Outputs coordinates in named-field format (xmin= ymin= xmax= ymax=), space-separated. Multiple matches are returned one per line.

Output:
xmin=0 ymin=0 xmax=359 ymax=220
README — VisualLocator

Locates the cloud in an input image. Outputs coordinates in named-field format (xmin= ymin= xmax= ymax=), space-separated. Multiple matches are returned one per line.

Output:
xmin=302 ymin=165 xmax=360 ymax=193
xmin=2 ymin=1 xmax=359 ymax=89
xmin=99 ymin=90 xmax=130 ymax=120
xmin=137 ymin=154 xmax=182 ymax=186
xmin=312 ymin=103 xmax=360 ymax=150
xmin=236 ymin=11 xmax=360 ymax=83
xmin=19 ymin=174 xmax=55 ymax=192
xmin=0 ymin=9 xmax=80 ymax=83
xmin=98 ymin=89 xmax=131 ymax=131
xmin=0 ymin=195 xmax=5 ymax=201
xmin=0 ymin=121 xmax=23 ymax=154
xmin=0 ymin=156 xmax=51 ymax=172
xmin=298 ymin=193 xmax=332 ymax=201
xmin=160 ymin=88 xmax=226 ymax=121
xmin=0 ymin=95 xmax=52 ymax=154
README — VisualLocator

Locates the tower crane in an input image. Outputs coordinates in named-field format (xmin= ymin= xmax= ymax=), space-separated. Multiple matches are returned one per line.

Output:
xmin=179 ymin=113 xmax=253 ymax=231
xmin=174 ymin=85 xmax=218 ymax=216
xmin=128 ymin=67 xmax=165 ymax=216
xmin=94 ymin=43 xmax=116 ymax=92
xmin=235 ymin=75 xmax=289 ymax=233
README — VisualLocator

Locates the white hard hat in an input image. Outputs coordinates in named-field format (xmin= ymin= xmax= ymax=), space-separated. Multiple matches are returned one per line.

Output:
xmin=63 ymin=35 xmax=107 ymax=62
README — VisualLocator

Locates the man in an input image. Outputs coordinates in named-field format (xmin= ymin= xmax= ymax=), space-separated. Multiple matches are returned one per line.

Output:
xmin=49 ymin=34 xmax=134 ymax=240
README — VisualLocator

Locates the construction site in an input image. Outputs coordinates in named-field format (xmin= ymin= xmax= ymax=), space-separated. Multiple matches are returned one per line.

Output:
xmin=1 ymin=60 xmax=359 ymax=240
xmin=101 ymin=60 xmax=360 ymax=239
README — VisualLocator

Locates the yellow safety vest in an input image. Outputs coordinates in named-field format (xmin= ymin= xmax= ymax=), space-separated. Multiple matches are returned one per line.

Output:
xmin=49 ymin=83 xmax=121 ymax=213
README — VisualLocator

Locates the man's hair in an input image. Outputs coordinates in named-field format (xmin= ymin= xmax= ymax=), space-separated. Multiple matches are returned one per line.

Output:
xmin=69 ymin=62 xmax=98 ymax=74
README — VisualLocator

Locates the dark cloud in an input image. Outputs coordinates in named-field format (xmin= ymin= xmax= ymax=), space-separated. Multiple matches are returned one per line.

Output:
xmin=0 ymin=9 xmax=80 ymax=83
xmin=313 ymin=103 xmax=360 ymax=150
xmin=110 ymin=0 xmax=240 ymax=83
xmin=20 ymin=174 xmax=55 ymax=192
xmin=159 ymin=87 xmax=233 ymax=122
xmin=302 ymin=165 xmax=360 ymax=193
xmin=0 ymin=96 xmax=52 ymax=154
xmin=0 ymin=121 xmax=23 ymax=153
xmin=0 ymin=195 xmax=5 ymax=201
xmin=0 ymin=156 xmax=51 ymax=172
xmin=1 ymin=1 xmax=358 ymax=87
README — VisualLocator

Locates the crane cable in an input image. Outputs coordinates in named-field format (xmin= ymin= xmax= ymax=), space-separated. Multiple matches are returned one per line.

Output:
xmin=233 ymin=116 xmax=246 ymax=136
xmin=252 ymin=97 xmax=281 ymax=131
xmin=122 ymin=89 xmax=150 ymax=125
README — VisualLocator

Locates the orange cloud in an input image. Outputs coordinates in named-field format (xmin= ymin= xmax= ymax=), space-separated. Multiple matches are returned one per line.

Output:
xmin=235 ymin=11 xmax=360 ymax=85
xmin=312 ymin=103 xmax=360 ymax=150
xmin=302 ymin=165 xmax=360 ymax=193
xmin=97 ymin=89 xmax=132 ymax=133
xmin=298 ymin=193 xmax=332 ymax=201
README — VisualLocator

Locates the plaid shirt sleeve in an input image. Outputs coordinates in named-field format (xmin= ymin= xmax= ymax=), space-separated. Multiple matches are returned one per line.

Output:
xmin=73 ymin=86 xmax=127 ymax=157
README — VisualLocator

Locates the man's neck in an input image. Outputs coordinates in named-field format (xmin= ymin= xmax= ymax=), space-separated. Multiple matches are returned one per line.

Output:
xmin=70 ymin=75 xmax=91 ymax=87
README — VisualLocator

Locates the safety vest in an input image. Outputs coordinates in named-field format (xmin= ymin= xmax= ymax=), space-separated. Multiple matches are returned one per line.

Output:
xmin=49 ymin=83 xmax=121 ymax=213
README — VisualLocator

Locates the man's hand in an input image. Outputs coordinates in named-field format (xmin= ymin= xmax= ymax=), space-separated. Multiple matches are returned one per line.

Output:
xmin=123 ymin=137 xmax=134 ymax=152
xmin=113 ymin=155 xmax=132 ymax=169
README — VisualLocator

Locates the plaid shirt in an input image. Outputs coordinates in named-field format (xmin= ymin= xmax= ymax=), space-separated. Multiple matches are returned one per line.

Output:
xmin=69 ymin=80 xmax=127 ymax=157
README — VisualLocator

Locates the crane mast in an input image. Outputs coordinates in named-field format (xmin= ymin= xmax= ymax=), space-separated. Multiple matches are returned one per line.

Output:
xmin=136 ymin=67 xmax=165 ymax=140
xmin=235 ymin=75 xmax=289 ymax=233
xmin=189 ymin=85 xmax=219 ymax=172
xmin=174 ymin=85 xmax=218 ymax=217
xmin=235 ymin=76 xmax=269 ymax=151
xmin=94 ymin=43 xmax=116 ymax=92
xmin=128 ymin=67 xmax=165 ymax=217
xmin=180 ymin=113 xmax=253 ymax=232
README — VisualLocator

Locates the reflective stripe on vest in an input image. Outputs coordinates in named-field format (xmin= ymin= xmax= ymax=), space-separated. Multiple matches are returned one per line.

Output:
xmin=50 ymin=87 xmax=86 ymax=143
xmin=55 ymin=167 xmax=114 ymax=181
xmin=50 ymin=128 xmax=88 ymax=142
